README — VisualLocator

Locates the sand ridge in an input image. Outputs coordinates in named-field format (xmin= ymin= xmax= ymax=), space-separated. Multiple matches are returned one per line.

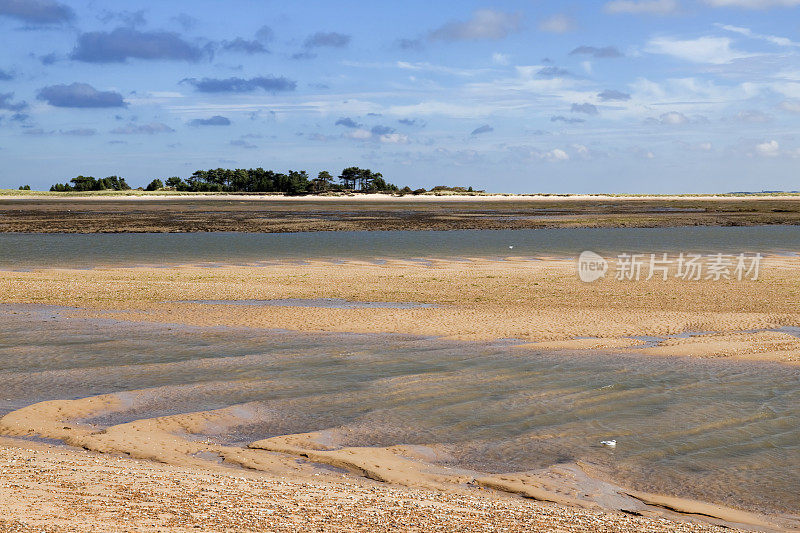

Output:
xmin=0 ymin=435 xmax=742 ymax=533
xmin=1 ymin=256 xmax=799 ymax=363
xmin=0 ymin=391 xmax=782 ymax=531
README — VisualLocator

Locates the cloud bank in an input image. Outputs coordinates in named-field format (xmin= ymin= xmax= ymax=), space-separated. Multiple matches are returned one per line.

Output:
xmin=429 ymin=10 xmax=522 ymax=41
xmin=182 ymin=76 xmax=297 ymax=93
xmin=37 ymin=83 xmax=125 ymax=108
xmin=0 ymin=0 xmax=73 ymax=24
xmin=188 ymin=116 xmax=232 ymax=126
xmin=71 ymin=28 xmax=204 ymax=63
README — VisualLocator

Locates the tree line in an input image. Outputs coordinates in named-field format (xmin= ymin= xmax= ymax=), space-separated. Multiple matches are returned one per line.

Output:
xmin=45 ymin=167 xmax=429 ymax=195
xmin=49 ymin=175 xmax=131 ymax=192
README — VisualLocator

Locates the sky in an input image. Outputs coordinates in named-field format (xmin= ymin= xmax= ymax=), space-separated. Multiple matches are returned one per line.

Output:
xmin=1 ymin=0 xmax=800 ymax=193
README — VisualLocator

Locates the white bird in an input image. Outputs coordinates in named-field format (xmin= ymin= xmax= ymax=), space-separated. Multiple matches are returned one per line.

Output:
xmin=600 ymin=439 xmax=617 ymax=448
xmin=508 ymin=245 xmax=514 ymax=249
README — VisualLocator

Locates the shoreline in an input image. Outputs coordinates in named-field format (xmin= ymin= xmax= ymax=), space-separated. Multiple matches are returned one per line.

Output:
xmin=2 ymin=196 xmax=800 ymax=233
xmin=0 ymin=309 xmax=790 ymax=531
xmin=2 ymin=258 xmax=799 ymax=531
xmin=0 ymin=307 xmax=786 ymax=532
xmin=3 ymin=191 xmax=800 ymax=201
xmin=0 ymin=436 xmax=743 ymax=533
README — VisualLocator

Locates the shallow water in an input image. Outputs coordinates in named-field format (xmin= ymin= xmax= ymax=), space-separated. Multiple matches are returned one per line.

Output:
xmin=0 ymin=304 xmax=797 ymax=516
xmin=1 ymin=226 xmax=799 ymax=268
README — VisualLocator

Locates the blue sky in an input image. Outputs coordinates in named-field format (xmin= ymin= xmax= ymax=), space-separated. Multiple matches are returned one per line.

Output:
xmin=1 ymin=0 xmax=800 ymax=193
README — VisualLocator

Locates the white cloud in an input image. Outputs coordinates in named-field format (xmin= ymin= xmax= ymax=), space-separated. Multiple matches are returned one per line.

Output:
xmin=705 ymin=0 xmax=800 ymax=8
xmin=780 ymin=100 xmax=800 ymax=112
xmin=395 ymin=61 xmax=487 ymax=77
xmin=346 ymin=129 xmax=372 ymax=140
xmin=731 ymin=110 xmax=772 ymax=123
xmin=342 ymin=129 xmax=408 ymax=144
xmin=429 ymin=10 xmax=523 ymax=41
xmin=717 ymin=24 xmax=800 ymax=47
xmin=546 ymin=148 xmax=569 ymax=161
xmin=571 ymin=144 xmax=609 ymax=159
xmin=492 ymin=52 xmax=510 ymax=65
xmin=629 ymin=76 xmax=760 ymax=108
xmin=678 ymin=140 xmax=714 ymax=151
xmin=770 ymin=81 xmax=800 ymax=99
xmin=630 ymin=146 xmax=656 ymax=158
xmin=604 ymin=0 xmax=679 ymax=14
xmin=755 ymin=140 xmax=780 ymax=156
xmin=538 ymin=13 xmax=576 ymax=34
xmin=645 ymin=36 xmax=751 ymax=64
xmin=507 ymin=146 xmax=571 ymax=162
xmin=387 ymin=101 xmax=507 ymax=118
xmin=659 ymin=111 xmax=689 ymax=124
xmin=644 ymin=111 xmax=710 ymax=125
xmin=379 ymin=133 xmax=409 ymax=144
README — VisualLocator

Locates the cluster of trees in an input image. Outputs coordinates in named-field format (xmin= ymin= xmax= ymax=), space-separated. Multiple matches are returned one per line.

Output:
xmin=42 ymin=168 xmax=478 ymax=196
xmin=430 ymin=185 xmax=480 ymax=193
xmin=49 ymin=175 xmax=131 ymax=192
xmin=142 ymin=167 xmax=402 ymax=194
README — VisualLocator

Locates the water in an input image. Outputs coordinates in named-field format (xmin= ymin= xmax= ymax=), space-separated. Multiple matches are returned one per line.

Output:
xmin=0 ymin=305 xmax=797 ymax=516
xmin=1 ymin=226 xmax=799 ymax=268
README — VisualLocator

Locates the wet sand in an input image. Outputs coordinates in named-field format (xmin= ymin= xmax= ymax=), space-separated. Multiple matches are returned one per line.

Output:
xmin=2 ymin=196 xmax=800 ymax=232
xmin=1 ymin=256 xmax=798 ymax=363
xmin=0 ymin=437 xmax=734 ymax=533
xmin=2 ymin=257 xmax=799 ymax=531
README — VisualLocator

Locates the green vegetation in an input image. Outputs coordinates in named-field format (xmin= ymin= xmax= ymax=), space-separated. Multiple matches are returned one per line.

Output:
xmin=49 ymin=175 xmax=131 ymax=192
xmin=431 ymin=185 xmax=482 ymax=193
xmin=145 ymin=179 xmax=164 ymax=192
xmin=166 ymin=166 xmax=400 ymax=194
xmin=44 ymin=167 xmax=405 ymax=195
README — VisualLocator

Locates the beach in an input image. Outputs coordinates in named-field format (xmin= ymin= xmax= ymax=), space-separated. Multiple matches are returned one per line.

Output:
xmin=0 ymin=437 xmax=733 ymax=533
xmin=1 ymin=256 xmax=798 ymax=362
xmin=1 ymin=251 xmax=799 ymax=532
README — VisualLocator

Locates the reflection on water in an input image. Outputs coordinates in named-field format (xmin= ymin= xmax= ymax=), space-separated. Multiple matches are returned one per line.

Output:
xmin=0 ymin=304 xmax=797 ymax=515
xmin=1 ymin=226 xmax=799 ymax=268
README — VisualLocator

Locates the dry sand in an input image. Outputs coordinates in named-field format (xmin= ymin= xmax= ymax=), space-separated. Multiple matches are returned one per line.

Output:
xmin=2 ymin=256 xmax=799 ymax=531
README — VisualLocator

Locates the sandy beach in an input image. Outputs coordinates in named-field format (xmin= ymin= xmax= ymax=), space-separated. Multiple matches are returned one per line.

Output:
xmin=0 ymin=437 xmax=736 ymax=533
xmin=1 ymin=256 xmax=798 ymax=363
xmin=1 ymin=256 xmax=798 ymax=532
